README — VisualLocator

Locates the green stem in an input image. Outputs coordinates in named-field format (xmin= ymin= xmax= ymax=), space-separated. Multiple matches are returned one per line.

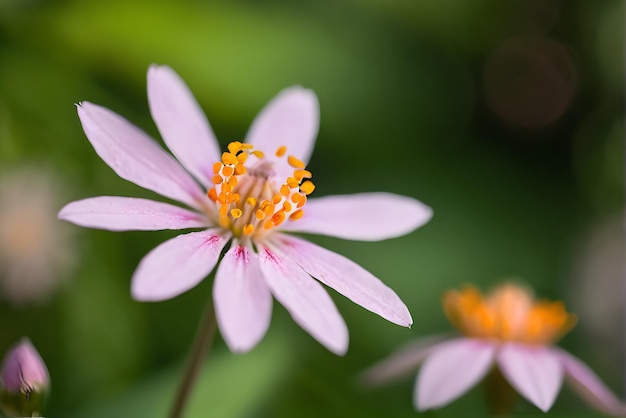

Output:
xmin=169 ymin=299 xmax=217 ymax=418
xmin=484 ymin=366 xmax=518 ymax=417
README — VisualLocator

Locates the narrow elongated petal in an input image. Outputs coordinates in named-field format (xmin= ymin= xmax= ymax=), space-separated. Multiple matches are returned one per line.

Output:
xmin=557 ymin=348 xmax=625 ymax=416
xmin=213 ymin=245 xmax=273 ymax=353
xmin=147 ymin=65 xmax=221 ymax=188
xmin=245 ymin=87 xmax=319 ymax=181
xmin=279 ymin=193 xmax=432 ymax=241
xmin=416 ymin=338 xmax=496 ymax=411
xmin=273 ymin=234 xmax=412 ymax=327
xmin=257 ymin=246 xmax=348 ymax=355
xmin=77 ymin=102 xmax=204 ymax=209
xmin=360 ymin=335 xmax=450 ymax=387
xmin=58 ymin=196 xmax=209 ymax=231
xmin=497 ymin=343 xmax=563 ymax=412
xmin=131 ymin=230 xmax=229 ymax=301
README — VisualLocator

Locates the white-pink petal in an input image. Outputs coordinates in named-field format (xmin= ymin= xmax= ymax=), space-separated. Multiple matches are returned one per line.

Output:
xmin=77 ymin=102 xmax=205 ymax=209
xmin=279 ymin=193 xmax=432 ymax=241
xmin=131 ymin=229 xmax=229 ymax=301
xmin=257 ymin=246 xmax=348 ymax=356
xmin=360 ymin=335 xmax=449 ymax=387
xmin=213 ymin=245 xmax=273 ymax=353
xmin=58 ymin=196 xmax=209 ymax=231
xmin=557 ymin=348 xmax=625 ymax=417
xmin=147 ymin=65 xmax=221 ymax=188
xmin=273 ymin=234 xmax=412 ymax=327
xmin=245 ymin=86 xmax=319 ymax=181
xmin=416 ymin=338 xmax=496 ymax=411
xmin=497 ymin=343 xmax=563 ymax=412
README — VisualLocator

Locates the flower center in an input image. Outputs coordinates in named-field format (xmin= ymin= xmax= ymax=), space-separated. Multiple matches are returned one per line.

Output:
xmin=207 ymin=141 xmax=315 ymax=239
xmin=442 ymin=283 xmax=576 ymax=345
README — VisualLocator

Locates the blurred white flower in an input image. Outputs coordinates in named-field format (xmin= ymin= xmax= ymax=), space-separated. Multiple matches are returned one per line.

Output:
xmin=0 ymin=166 xmax=75 ymax=305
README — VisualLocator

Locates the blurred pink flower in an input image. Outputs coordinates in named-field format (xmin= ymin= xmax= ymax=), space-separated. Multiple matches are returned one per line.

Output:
xmin=363 ymin=283 xmax=625 ymax=416
xmin=0 ymin=166 xmax=75 ymax=305
xmin=0 ymin=338 xmax=49 ymax=394
xmin=59 ymin=65 xmax=432 ymax=355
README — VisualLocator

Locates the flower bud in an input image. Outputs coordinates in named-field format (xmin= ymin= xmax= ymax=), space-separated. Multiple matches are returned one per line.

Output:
xmin=0 ymin=338 xmax=49 ymax=417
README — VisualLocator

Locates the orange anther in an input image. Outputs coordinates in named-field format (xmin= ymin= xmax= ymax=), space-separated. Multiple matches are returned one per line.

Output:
xmin=231 ymin=208 xmax=243 ymax=219
xmin=221 ymin=183 xmax=232 ymax=193
xmin=222 ymin=152 xmax=238 ymax=165
xmin=234 ymin=165 xmax=246 ymax=175
xmin=263 ymin=202 xmax=275 ymax=216
xmin=237 ymin=152 xmax=248 ymax=164
xmin=228 ymin=177 xmax=238 ymax=188
xmin=286 ymin=177 xmax=299 ymax=188
xmin=272 ymin=195 xmax=282 ymax=205
xmin=222 ymin=166 xmax=234 ymax=177
xmin=297 ymin=195 xmax=307 ymax=207
xmin=251 ymin=150 xmax=265 ymax=159
xmin=241 ymin=143 xmax=254 ymax=150
xmin=291 ymin=193 xmax=303 ymax=203
xmin=227 ymin=141 xmax=242 ymax=154
xmin=275 ymin=146 xmax=287 ymax=157
xmin=264 ymin=220 xmax=274 ymax=230
xmin=243 ymin=224 xmax=255 ymax=235
xmin=207 ymin=188 xmax=218 ymax=201
xmin=300 ymin=181 xmax=315 ymax=195
xmin=246 ymin=197 xmax=257 ymax=207
xmin=287 ymin=155 xmax=306 ymax=169
xmin=282 ymin=201 xmax=292 ymax=212
xmin=280 ymin=184 xmax=290 ymax=196
xmin=271 ymin=211 xmax=286 ymax=226
xmin=255 ymin=209 xmax=266 ymax=220
xmin=212 ymin=175 xmax=223 ymax=184
xmin=219 ymin=204 xmax=229 ymax=217
xmin=294 ymin=169 xmax=312 ymax=180
xmin=213 ymin=162 xmax=223 ymax=174
xmin=289 ymin=209 xmax=304 ymax=221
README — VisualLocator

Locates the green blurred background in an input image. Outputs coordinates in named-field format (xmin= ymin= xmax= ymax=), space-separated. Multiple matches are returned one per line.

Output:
xmin=0 ymin=0 xmax=623 ymax=416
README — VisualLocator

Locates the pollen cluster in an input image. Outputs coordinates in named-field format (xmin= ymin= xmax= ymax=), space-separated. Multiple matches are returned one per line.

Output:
xmin=443 ymin=283 xmax=576 ymax=345
xmin=207 ymin=141 xmax=314 ymax=238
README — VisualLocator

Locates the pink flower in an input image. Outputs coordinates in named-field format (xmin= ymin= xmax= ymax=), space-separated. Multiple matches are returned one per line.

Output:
xmin=1 ymin=338 xmax=49 ymax=394
xmin=363 ymin=283 xmax=625 ymax=416
xmin=59 ymin=65 xmax=432 ymax=355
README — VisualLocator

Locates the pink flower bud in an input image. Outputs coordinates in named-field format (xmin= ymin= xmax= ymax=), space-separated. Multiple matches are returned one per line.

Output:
xmin=0 ymin=338 xmax=49 ymax=394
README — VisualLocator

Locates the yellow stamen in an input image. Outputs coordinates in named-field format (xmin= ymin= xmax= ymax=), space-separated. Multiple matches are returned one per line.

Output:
xmin=207 ymin=140 xmax=315 ymax=239
xmin=222 ymin=166 xmax=234 ymax=177
xmin=237 ymin=152 xmax=248 ymax=164
xmin=275 ymin=146 xmax=287 ymax=157
xmin=287 ymin=155 xmax=306 ymax=169
xmin=222 ymin=152 xmax=238 ymax=165
xmin=300 ymin=181 xmax=315 ymax=195
xmin=287 ymin=177 xmax=299 ymax=188
xmin=443 ymin=283 xmax=576 ymax=345
xmin=294 ymin=169 xmax=312 ymax=180
xmin=234 ymin=165 xmax=246 ymax=175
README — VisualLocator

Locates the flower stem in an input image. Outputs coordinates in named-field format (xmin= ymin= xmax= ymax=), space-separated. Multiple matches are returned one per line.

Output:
xmin=484 ymin=366 xmax=518 ymax=417
xmin=169 ymin=298 xmax=217 ymax=418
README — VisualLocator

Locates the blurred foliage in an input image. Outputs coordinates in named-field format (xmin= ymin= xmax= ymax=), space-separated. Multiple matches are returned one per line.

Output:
xmin=0 ymin=0 xmax=623 ymax=417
